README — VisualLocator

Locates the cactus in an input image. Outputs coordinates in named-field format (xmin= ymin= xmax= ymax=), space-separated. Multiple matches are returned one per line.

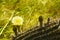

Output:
xmin=13 ymin=17 xmax=60 ymax=40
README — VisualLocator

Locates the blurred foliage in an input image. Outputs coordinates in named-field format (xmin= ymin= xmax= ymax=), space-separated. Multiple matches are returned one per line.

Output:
xmin=0 ymin=0 xmax=60 ymax=40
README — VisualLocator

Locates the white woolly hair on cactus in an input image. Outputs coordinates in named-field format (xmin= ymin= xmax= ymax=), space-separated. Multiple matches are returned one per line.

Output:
xmin=12 ymin=16 xmax=24 ymax=25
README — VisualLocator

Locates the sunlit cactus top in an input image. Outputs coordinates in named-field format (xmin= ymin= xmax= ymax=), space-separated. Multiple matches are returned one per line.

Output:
xmin=12 ymin=16 xmax=24 ymax=25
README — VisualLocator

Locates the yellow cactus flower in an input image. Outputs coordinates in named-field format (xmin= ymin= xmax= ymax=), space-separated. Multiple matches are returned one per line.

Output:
xmin=12 ymin=16 xmax=24 ymax=25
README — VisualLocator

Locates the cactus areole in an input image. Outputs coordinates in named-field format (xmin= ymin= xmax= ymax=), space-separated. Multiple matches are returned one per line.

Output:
xmin=12 ymin=16 xmax=24 ymax=25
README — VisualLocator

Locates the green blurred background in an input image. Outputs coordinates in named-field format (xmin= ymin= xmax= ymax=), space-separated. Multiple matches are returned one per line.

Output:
xmin=0 ymin=0 xmax=60 ymax=40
